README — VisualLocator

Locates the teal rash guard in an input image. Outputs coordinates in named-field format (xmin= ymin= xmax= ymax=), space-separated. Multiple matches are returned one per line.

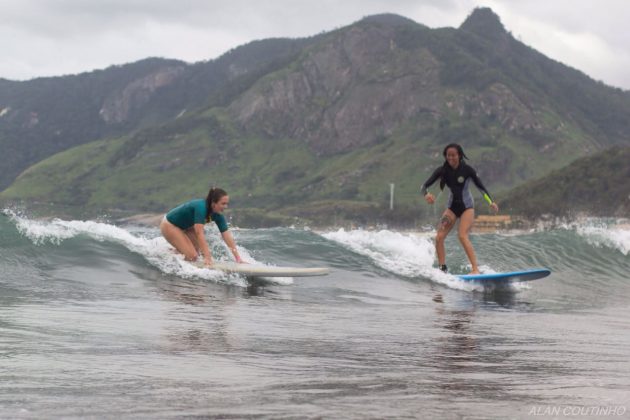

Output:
xmin=165 ymin=199 xmax=228 ymax=232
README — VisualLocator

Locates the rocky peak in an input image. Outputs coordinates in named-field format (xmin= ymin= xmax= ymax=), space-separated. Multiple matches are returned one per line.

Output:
xmin=229 ymin=20 xmax=442 ymax=154
xmin=99 ymin=65 xmax=186 ymax=124
xmin=460 ymin=7 xmax=508 ymax=41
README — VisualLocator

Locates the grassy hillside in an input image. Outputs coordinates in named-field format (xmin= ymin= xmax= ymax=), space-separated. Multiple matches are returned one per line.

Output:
xmin=0 ymin=39 xmax=314 ymax=190
xmin=0 ymin=110 xmax=439 ymax=225
xmin=500 ymin=146 xmax=630 ymax=218
xmin=2 ymin=101 xmax=611 ymax=226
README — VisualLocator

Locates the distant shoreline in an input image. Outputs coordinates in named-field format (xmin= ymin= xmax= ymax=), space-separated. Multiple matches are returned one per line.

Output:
xmin=113 ymin=212 xmax=630 ymax=234
xmin=117 ymin=213 xmax=164 ymax=227
xmin=4 ymin=204 xmax=628 ymax=232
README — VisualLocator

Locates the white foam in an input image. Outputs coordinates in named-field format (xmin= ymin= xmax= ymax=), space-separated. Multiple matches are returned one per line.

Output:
xmin=554 ymin=217 xmax=630 ymax=256
xmin=321 ymin=228 xmax=483 ymax=291
xmin=577 ymin=224 xmax=630 ymax=256
xmin=5 ymin=211 xmax=257 ymax=286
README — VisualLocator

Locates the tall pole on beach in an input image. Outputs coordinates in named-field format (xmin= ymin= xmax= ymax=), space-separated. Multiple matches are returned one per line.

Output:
xmin=389 ymin=183 xmax=394 ymax=210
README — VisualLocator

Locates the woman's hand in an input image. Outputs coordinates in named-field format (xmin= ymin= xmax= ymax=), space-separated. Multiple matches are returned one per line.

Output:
xmin=221 ymin=230 xmax=244 ymax=263
xmin=490 ymin=202 xmax=499 ymax=213
xmin=203 ymin=255 xmax=214 ymax=267
xmin=424 ymin=193 xmax=435 ymax=204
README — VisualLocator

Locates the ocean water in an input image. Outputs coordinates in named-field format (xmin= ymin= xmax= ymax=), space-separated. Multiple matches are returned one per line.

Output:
xmin=1 ymin=210 xmax=629 ymax=419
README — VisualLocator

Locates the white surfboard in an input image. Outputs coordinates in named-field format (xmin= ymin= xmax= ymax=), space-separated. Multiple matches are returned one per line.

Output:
xmin=199 ymin=261 xmax=330 ymax=277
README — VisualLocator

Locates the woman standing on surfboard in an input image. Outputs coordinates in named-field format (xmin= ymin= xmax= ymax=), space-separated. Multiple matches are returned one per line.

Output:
xmin=160 ymin=187 xmax=243 ymax=266
xmin=420 ymin=144 xmax=499 ymax=274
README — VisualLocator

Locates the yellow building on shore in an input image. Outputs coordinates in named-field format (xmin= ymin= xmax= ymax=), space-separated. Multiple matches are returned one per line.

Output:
xmin=474 ymin=215 xmax=524 ymax=232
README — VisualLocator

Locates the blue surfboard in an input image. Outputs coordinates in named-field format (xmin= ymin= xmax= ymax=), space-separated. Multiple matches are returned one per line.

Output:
xmin=457 ymin=268 xmax=551 ymax=283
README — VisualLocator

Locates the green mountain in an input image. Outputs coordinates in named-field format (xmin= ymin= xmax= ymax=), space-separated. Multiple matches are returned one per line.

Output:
xmin=0 ymin=38 xmax=313 ymax=189
xmin=1 ymin=8 xmax=629 ymax=225
xmin=500 ymin=146 xmax=630 ymax=218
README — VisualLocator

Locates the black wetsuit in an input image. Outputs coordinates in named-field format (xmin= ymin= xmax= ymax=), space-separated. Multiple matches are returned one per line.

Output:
xmin=420 ymin=162 xmax=493 ymax=218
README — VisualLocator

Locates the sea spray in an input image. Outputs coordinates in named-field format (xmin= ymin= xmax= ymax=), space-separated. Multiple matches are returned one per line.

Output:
xmin=321 ymin=228 xmax=487 ymax=291
xmin=577 ymin=225 xmax=630 ymax=256
xmin=4 ymin=211 xmax=257 ymax=285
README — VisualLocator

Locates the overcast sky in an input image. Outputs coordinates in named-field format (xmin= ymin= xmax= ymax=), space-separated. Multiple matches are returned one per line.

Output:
xmin=1 ymin=0 xmax=629 ymax=90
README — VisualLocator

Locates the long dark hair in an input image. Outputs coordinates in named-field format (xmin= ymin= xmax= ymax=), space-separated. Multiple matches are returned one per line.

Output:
xmin=205 ymin=187 xmax=227 ymax=221
xmin=442 ymin=143 xmax=468 ymax=161
xmin=439 ymin=143 xmax=469 ymax=190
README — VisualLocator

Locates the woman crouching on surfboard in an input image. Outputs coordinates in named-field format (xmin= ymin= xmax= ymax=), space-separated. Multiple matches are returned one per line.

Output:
xmin=420 ymin=144 xmax=499 ymax=274
xmin=160 ymin=187 xmax=243 ymax=266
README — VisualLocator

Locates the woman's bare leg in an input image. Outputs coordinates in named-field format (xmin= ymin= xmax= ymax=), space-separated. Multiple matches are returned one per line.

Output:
xmin=160 ymin=218 xmax=198 ymax=261
xmin=458 ymin=209 xmax=479 ymax=274
xmin=185 ymin=228 xmax=202 ymax=255
xmin=436 ymin=209 xmax=456 ymax=268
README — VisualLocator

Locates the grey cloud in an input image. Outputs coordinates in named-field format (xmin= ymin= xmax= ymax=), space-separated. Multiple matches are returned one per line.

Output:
xmin=0 ymin=0 xmax=628 ymax=89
